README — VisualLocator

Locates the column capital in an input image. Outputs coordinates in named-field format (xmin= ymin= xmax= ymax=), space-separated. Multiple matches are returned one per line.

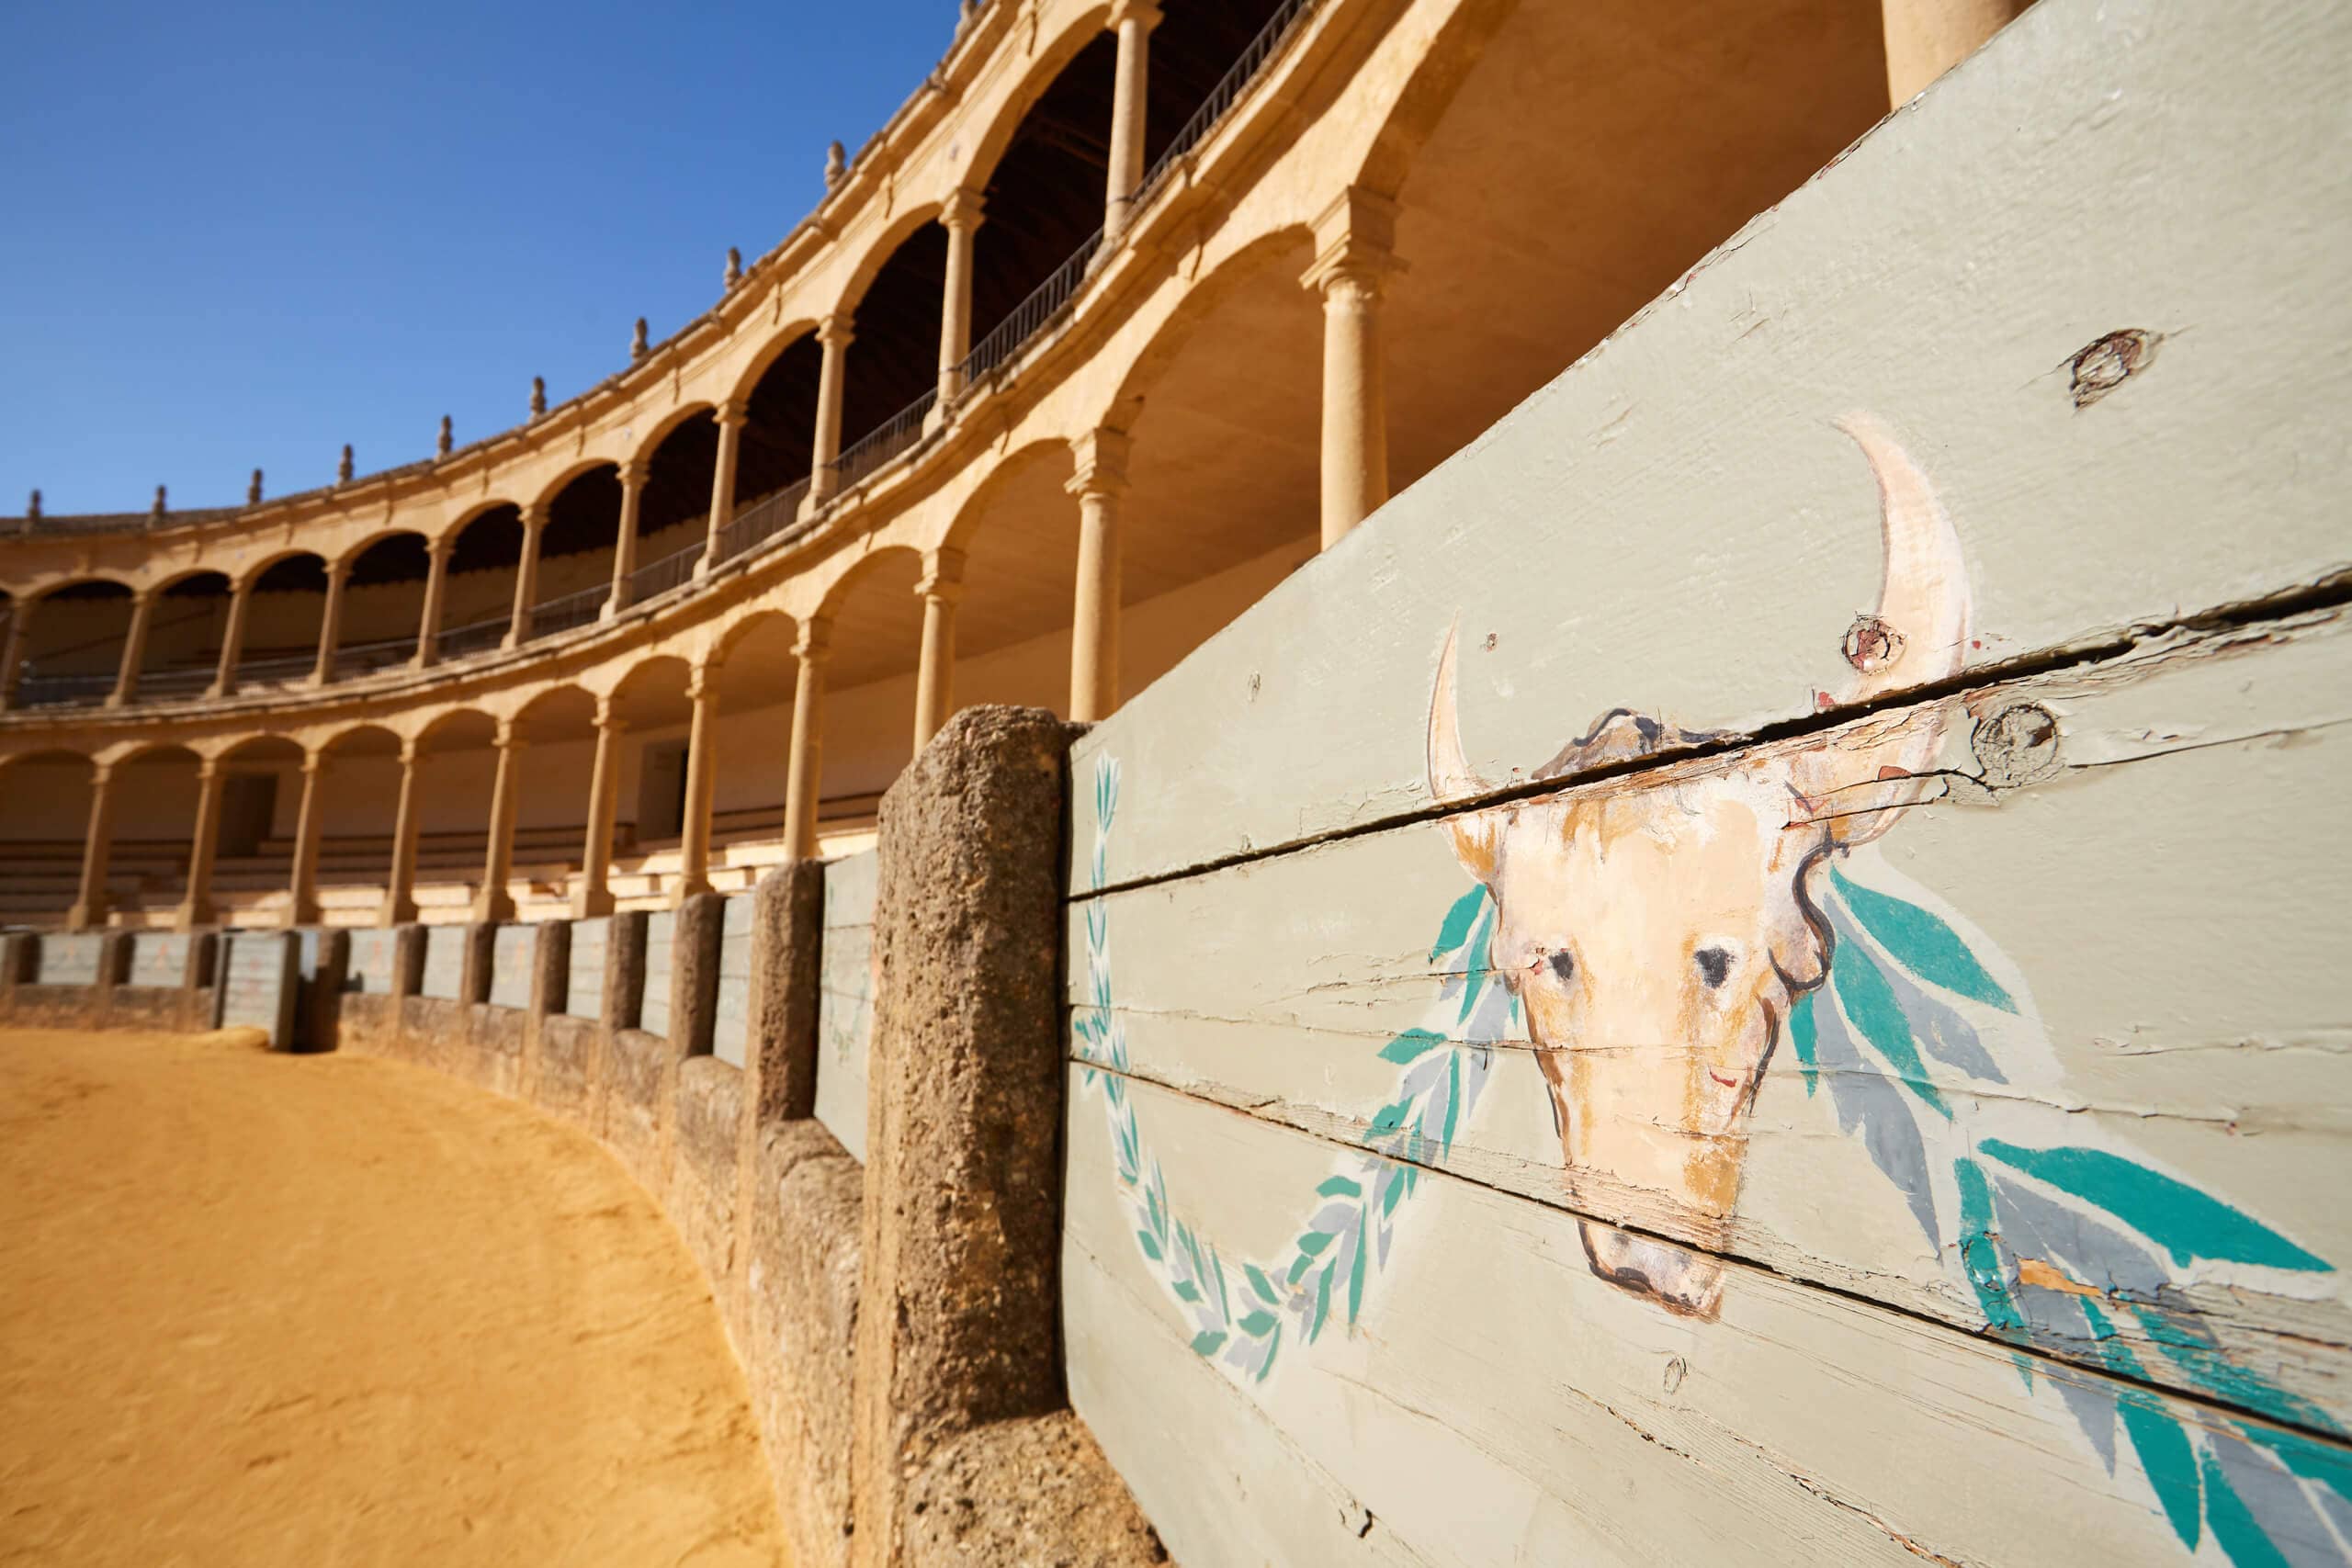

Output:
xmin=686 ymin=661 xmax=722 ymax=702
xmin=130 ymin=584 xmax=159 ymax=607
xmin=1301 ymin=186 xmax=1407 ymax=299
xmin=1066 ymin=428 xmax=1133 ymax=498
xmin=325 ymin=554 xmax=353 ymax=583
xmin=793 ymin=615 xmax=834 ymax=665
xmin=520 ymin=500 xmax=548 ymax=531
xmin=594 ymin=694 xmax=627 ymax=732
xmin=616 ymin=457 xmax=649 ymax=490
xmin=917 ymin=546 xmax=967 ymax=604
xmin=196 ymin=756 xmax=220 ymax=781
xmin=494 ymin=717 xmax=526 ymax=750
xmin=818 ymin=312 xmax=856 ymax=350
xmin=713 ymin=397 xmax=749 ymax=430
xmin=1107 ymin=0 xmax=1161 ymax=32
xmin=90 ymin=761 xmax=115 ymax=787
xmin=941 ymin=186 xmax=987 ymax=231
xmin=300 ymin=750 xmax=329 ymax=776
xmin=426 ymin=532 xmax=454 ymax=561
xmin=398 ymin=736 xmax=421 ymax=765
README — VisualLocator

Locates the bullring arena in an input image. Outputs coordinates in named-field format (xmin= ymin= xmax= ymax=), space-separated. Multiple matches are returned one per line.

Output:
xmin=15 ymin=0 xmax=2352 ymax=1564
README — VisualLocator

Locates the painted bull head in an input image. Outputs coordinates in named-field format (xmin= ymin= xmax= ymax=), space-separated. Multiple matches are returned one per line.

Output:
xmin=1428 ymin=417 xmax=1971 ymax=1317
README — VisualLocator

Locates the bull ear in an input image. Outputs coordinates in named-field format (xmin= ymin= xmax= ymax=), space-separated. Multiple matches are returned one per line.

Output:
xmin=1791 ymin=416 xmax=1973 ymax=846
xmin=1429 ymin=623 xmax=1503 ymax=882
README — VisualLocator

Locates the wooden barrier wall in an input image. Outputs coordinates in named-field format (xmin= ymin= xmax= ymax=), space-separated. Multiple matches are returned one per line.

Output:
xmin=817 ymin=850 xmax=878 ymax=1163
xmin=1062 ymin=2 xmax=2352 ymax=1563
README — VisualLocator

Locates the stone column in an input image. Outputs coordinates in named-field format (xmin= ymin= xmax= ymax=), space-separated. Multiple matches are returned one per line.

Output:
xmin=699 ymin=401 xmax=746 ymax=574
xmin=108 ymin=588 xmax=156 ymax=707
xmin=783 ymin=619 xmax=831 ymax=858
xmin=474 ymin=720 xmax=525 ymax=922
xmin=1067 ymin=429 xmax=1130 ymax=722
xmin=1101 ymin=0 xmax=1163 ymax=244
xmin=414 ymin=536 xmax=451 ymax=667
xmin=935 ymin=189 xmax=987 ymax=401
xmin=381 ymin=739 xmax=423 ymax=925
xmin=912 ymin=547 xmax=965 ymax=752
xmin=574 ymin=699 xmax=625 ymax=918
xmin=1302 ymin=188 xmax=1402 ymax=549
xmin=505 ymin=502 xmax=548 ymax=649
xmin=177 ymin=758 xmax=225 ymax=931
xmin=605 ymin=460 xmax=648 ymax=616
xmin=675 ymin=665 xmax=721 ymax=902
xmin=311 ymin=557 xmax=351 ymax=685
xmin=808 ymin=314 xmax=854 ymax=504
xmin=1883 ymin=0 xmax=2029 ymax=104
xmin=66 ymin=761 xmax=117 ymax=931
xmin=286 ymin=752 xmax=329 ymax=928
xmin=0 ymin=595 xmax=33 ymax=711
xmin=209 ymin=578 xmax=251 ymax=696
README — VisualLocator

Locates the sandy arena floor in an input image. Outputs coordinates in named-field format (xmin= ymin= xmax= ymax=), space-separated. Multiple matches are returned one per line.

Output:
xmin=0 ymin=1027 xmax=786 ymax=1566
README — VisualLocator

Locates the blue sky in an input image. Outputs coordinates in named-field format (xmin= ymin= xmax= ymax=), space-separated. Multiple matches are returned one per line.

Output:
xmin=0 ymin=0 xmax=956 ymax=516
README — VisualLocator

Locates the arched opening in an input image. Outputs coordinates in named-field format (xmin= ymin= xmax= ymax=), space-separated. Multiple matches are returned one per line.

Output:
xmin=509 ymin=685 xmax=601 ymax=919
xmin=694 ymin=612 xmax=803 ymax=866
xmin=238 ymin=554 xmax=330 ymax=691
xmin=17 ymin=581 xmax=134 ymax=707
xmin=630 ymin=412 xmax=720 ymax=603
xmin=438 ymin=505 xmax=525 ymax=660
xmin=836 ymin=225 xmax=948 ymax=488
xmin=944 ymin=441 xmax=1092 ymax=726
xmin=312 ymin=727 xmax=405 ymax=924
xmin=139 ymin=572 xmax=234 ymax=699
xmin=607 ymin=660 xmax=696 ymax=903
xmin=334 ymin=534 xmax=433 ymax=680
xmin=528 ymin=466 xmax=623 ymax=640
xmin=408 ymin=712 xmax=500 ymax=923
xmin=0 ymin=750 xmax=96 ymax=925
xmin=807 ymin=551 xmax=925 ymax=845
xmin=204 ymin=736 xmax=308 ymax=929
xmin=100 ymin=748 xmax=204 ymax=925
xmin=719 ymin=335 xmax=822 ymax=563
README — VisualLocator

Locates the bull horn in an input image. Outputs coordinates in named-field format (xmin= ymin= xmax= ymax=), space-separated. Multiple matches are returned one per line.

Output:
xmin=1429 ymin=623 xmax=1502 ymax=881
xmin=1834 ymin=413 xmax=1972 ymax=706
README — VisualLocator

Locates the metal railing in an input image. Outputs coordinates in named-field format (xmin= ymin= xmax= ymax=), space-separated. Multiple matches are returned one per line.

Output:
xmin=1135 ymin=0 xmax=1316 ymax=209
xmin=333 ymin=634 xmax=419 ymax=679
xmin=140 ymin=665 xmax=219 ymax=698
xmin=437 ymin=615 xmax=510 ymax=660
xmin=628 ymin=540 xmax=705 ymax=604
xmin=830 ymin=388 xmax=938 ymax=491
xmin=11 ymin=670 xmax=116 ymax=707
xmin=713 ymin=478 xmax=811 ymax=567
xmin=527 ymin=582 xmax=606 ymax=640
xmin=957 ymin=227 xmax=1103 ymax=389
xmin=234 ymin=651 xmax=318 ymax=687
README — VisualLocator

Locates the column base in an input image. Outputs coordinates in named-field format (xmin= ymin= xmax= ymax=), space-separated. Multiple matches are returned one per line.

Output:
xmin=63 ymin=903 xmax=104 ymax=933
xmin=284 ymin=902 xmax=321 ymax=930
xmin=379 ymin=895 xmax=419 ymax=926
xmin=571 ymin=886 xmax=616 ymax=919
xmin=471 ymin=892 xmax=517 ymax=924
xmin=175 ymin=899 xmax=215 ymax=932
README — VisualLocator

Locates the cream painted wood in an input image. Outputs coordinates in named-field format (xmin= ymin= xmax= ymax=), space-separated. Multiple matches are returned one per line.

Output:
xmin=1069 ymin=0 xmax=2352 ymax=892
xmin=815 ymin=848 xmax=878 ymax=1163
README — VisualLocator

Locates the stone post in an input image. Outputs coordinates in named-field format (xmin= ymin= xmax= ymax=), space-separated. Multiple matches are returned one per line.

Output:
xmin=209 ymin=578 xmax=250 ymax=696
xmin=783 ymin=619 xmax=832 ymax=858
xmin=474 ymin=719 xmax=524 ymax=922
xmin=912 ymin=547 xmax=965 ymax=751
xmin=458 ymin=920 xmax=496 ymax=1007
xmin=505 ymin=502 xmax=548 ymax=649
xmin=0 ymin=594 xmax=33 ymax=710
xmin=606 ymin=459 xmax=648 ymax=616
xmin=108 ymin=588 xmax=156 ymax=707
xmin=809 ymin=314 xmax=854 ymax=503
xmin=381 ymin=739 xmax=423 ymax=925
xmin=573 ymin=698 xmax=624 ymax=918
xmin=1067 ymin=429 xmax=1129 ymax=722
xmin=936 ymin=188 xmax=986 ymax=401
xmin=673 ymin=891 xmax=725 ymax=1061
xmin=1101 ymin=0 xmax=1163 ymax=245
xmin=1883 ymin=0 xmax=2029 ymax=104
xmin=700 ymin=400 xmax=746 ymax=574
xmin=746 ymin=861 xmax=824 ymax=1125
xmin=178 ymin=757 xmax=225 ymax=931
xmin=1302 ymin=187 xmax=1402 ymax=549
xmin=676 ymin=664 xmax=721 ymax=902
xmin=311 ymin=557 xmax=351 ymax=685
xmin=525 ymin=919 xmax=571 ymax=1098
xmin=286 ymin=751 xmax=329 ymax=928
xmin=414 ymin=536 xmax=451 ymax=667
xmin=66 ymin=761 xmax=117 ymax=931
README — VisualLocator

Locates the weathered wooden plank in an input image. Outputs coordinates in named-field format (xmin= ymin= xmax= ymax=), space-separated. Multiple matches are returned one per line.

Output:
xmin=123 ymin=932 xmax=189 ymax=990
xmin=1065 ymin=1066 xmax=2352 ymax=1568
xmin=566 ymin=917 xmax=607 ymax=1021
xmin=817 ymin=850 xmax=878 ymax=1163
xmin=418 ymin=924 xmax=467 ymax=1001
xmin=713 ymin=894 xmax=755 ymax=1068
xmin=640 ymin=909 xmax=676 ymax=1041
xmin=347 ymin=928 xmax=397 ymax=997
xmin=214 ymin=932 xmax=297 ymax=1051
xmin=1072 ymin=0 xmax=2352 ymax=891
xmin=34 ymin=933 xmax=101 ymax=987
xmin=1070 ymin=607 xmax=2352 ymax=1441
xmin=487 ymin=923 xmax=535 ymax=1010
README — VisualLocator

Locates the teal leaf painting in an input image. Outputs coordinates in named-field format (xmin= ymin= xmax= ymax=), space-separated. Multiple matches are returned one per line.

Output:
xmin=1831 ymin=868 xmax=2015 ymax=1010
xmin=1981 ymin=1141 xmax=2332 ymax=1273
xmin=1829 ymin=935 xmax=1951 ymax=1120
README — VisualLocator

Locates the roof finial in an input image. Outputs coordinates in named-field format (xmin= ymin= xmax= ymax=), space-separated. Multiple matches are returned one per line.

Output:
xmin=338 ymin=444 xmax=355 ymax=485
xmin=960 ymin=0 xmax=978 ymax=22
xmin=825 ymin=141 xmax=846 ymax=188
xmin=26 ymin=488 xmax=40 ymax=522
xmin=437 ymin=414 xmax=453 ymax=457
xmin=724 ymin=246 xmax=742 ymax=288
xmin=152 ymin=484 xmax=168 ymax=521
xmin=631 ymin=317 xmax=650 ymax=361
xmin=530 ymin=376 xmax=548 ymax=420
xmin=248 ymin=468 xmax=264 ymax=504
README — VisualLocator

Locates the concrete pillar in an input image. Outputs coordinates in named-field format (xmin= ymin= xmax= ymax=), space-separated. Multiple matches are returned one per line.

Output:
xmin=311 ymin=558 xmax=351 ymax=685
xmin=1067 ymin=429 xmax=1130 ymax=722
xmin=414 ymin=536 xmax=451 ymax=666
xmin=209 ymin=579 xmax=250 ymax=696
xmin=605 ymin=460 xmax=648 ymax=616
xmin=935 ymin=189 xmax=986 ymax=402
xmin=177 ymin=758 xmax=225 ymax=931
xmin=809 ymin=314 xmax=854 ymax=504
xmin=1883 ymin=0 xmax=2030 ymax=104
xmin=286 ymin=751 xmax=329 ymax=927
xmin=505 ymin=502 xmax=548 ymax=649
xmin=1303 ymin=188 xmax=1402 ymax=549
xmin=66 ymin=761 xmax=117 ymax=931
xmin=108 ymin=589 xmax=156 ymax=707
xmin=474 ymin=720 xmax=524 ymax=922
xmin=0 ymin=595 xmax=33 ymax=710
xmin=783 ymin=619 xmax=831 ymax=858
xmin=573 ymin=700 xmax=624 ymax=918
xmin=381 ymin=739 xmax=423 ymax=925
xmin=676 ymin=664 xmax=721 ymax=902
xmin=1101 ymin=0 xmax=1163 ymax=244
xmin=699 ymin=401 xmax=746 ymax=574
xmin=912 ymin=547 xmax=965 ymax=751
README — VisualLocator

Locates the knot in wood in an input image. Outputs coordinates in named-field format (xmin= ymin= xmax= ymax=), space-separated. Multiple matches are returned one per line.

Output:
xmin=1971 ymin=702 xmax=2062 ymax=789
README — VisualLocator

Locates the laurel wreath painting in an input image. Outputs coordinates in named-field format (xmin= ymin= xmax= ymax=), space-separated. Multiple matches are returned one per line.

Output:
xmin=1075 ymin=416 xmax=2352 ymax=1565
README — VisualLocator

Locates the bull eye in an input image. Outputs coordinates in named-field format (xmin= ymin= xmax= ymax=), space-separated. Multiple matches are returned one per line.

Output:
xmin=1694 ymin=946 xmax=1732 ymax=989
xmin=1546 ymin=949 xmax=1576 ymax=985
